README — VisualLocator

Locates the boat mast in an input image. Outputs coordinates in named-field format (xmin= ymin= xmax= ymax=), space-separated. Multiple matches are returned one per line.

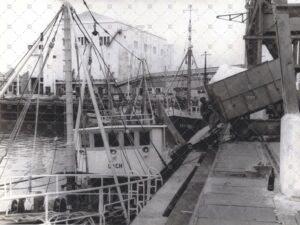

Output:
xmin=63 ymin=1 xmax=75 ymax=171
xmin=186 ymin=4 xmax=193 ymax=114
xmin=142 ymin=61 xmax=148 ymax=119
xmin=106 ymin=67 xmax=114 ymax=113
xmin=202 ymin=51 xmax=210 ymax=89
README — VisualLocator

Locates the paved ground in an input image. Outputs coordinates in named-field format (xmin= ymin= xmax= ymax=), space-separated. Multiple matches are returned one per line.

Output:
xmin=133 ymin=141 xmax=300 ymax=225
xmin=189 ymin=142 xmax=280 ymax=225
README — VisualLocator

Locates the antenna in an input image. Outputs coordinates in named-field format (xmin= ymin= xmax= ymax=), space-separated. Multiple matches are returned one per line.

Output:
xmin=183 ymin=4 xmax=197 ymax=113
xmin=183 ymin=4 xmax=197 ymax=49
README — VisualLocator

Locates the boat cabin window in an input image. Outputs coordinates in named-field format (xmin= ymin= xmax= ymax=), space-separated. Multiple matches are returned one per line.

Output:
xmin=155 ymin=88 xmax=162 ymax=94
xmin=124 ymin=132 xmax=134 ymax=146
xmin=140 ymin=131 xmax=150 ymax=146
xmin=81 ymin=133 xmax=90 ymax=148
xmin=94 ymin=134 xmax=104 ymax=147
xmin=109 ymin=132 xmax=119 ymax=147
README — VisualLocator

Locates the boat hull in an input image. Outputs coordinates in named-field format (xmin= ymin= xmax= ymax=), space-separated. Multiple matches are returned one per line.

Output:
xmin=169 ymin=115 xmax=206 ymax=141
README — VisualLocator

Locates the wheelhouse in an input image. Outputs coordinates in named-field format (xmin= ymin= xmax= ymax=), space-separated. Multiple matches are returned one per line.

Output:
xmin=76 ymin=124 xmax=170 ymax=176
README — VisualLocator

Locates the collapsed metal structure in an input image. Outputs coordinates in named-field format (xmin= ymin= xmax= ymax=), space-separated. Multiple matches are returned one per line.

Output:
xmin=211 ymin=0 xmax=300 ymax=120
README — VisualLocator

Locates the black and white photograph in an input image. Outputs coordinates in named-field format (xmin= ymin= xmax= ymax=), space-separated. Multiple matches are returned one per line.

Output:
xmin=0 ymin=0 xmax=299 ymax=224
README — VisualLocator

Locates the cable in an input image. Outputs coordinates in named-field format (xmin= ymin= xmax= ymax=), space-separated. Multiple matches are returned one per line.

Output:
xmin=82 ymin=0 xmax=141 ymax=61
xmin=72 ymin=14 xmax=154 ymax=173
xmin=0 ymin=7 xmax=63 ymax=91
xmin=0 ymin=11 xmax=64 ymax=179
xmin=71 ymin=7 xmax=168 ymax=171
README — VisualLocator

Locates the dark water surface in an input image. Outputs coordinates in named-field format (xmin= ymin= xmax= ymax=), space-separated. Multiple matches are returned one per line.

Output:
xmin=0 ymin=134 xmax=68 ymax=179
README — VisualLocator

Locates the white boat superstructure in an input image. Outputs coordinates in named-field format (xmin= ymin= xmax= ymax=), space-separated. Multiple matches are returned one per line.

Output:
xmin=76 ymin=123 xmax=170 ymax=176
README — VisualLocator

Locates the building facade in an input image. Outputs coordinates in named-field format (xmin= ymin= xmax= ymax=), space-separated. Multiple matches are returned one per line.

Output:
xmin=24 ymin=11 xmax=173 ymax=96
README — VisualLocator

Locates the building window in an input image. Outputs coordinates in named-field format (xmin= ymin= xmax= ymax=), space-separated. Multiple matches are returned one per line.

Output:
xmin=99 ymin=36 xmax=111 ymax=46
xmin=153 ymin=46 xmax=157 ymax=54
xmin=161 ymin=49 xmax=165 ymax=56
xmin=109 ymin=132 xmax=119 ymax=147
xmin=94 ymin=133 xmax=104 ymax=147
xmin=140 ymin=131 xmax=150 ymax=146
xmin=134 ymin=41 xmax=138 ymax=49
xmin=124 ymin=132 xmax=134 ymax=146
xmin=78 ymin=37 xmax=89 ymax=46
xmin=53 ymin=55 xmax=57 ymax=59
xmin=144 ymin=44 xmax=148 ymax=52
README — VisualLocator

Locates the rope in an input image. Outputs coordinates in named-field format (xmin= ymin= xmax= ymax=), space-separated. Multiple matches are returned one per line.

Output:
xmin=0 ymin=7 xmax=64 ymax=91
xmin=70 ymin=7 xmax=168 ymax=171
xmin=0 ymin=12 xmax=63 ymax=179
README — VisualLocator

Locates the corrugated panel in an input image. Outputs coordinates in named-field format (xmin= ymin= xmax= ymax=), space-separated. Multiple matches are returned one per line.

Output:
xmin=208 ymin=59 xmax=283 ymax=121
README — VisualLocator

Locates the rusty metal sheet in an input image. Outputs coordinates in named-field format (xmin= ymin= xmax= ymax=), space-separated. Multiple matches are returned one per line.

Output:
xmin=208 ymin=59 xmax=282 ymax=121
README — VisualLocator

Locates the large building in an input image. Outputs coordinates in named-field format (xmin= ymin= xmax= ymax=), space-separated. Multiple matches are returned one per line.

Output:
xmin=25 ymin=11 xmax=174 ymax=96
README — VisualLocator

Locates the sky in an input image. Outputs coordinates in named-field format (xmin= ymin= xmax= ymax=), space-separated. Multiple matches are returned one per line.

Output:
xmin=0 ymin=0 xmax=254 ymax=73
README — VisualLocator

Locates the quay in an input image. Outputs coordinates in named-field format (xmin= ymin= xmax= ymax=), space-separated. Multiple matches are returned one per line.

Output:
xmin=134 ymin=140 xmax=300 ymax=225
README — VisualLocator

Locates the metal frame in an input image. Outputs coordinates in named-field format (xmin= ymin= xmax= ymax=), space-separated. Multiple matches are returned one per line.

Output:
xmin=0 ymin=173 xmax=163 ymax=225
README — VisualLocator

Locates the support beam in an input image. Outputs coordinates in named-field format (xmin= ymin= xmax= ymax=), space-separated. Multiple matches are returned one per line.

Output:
xmin=274 ymin=2 xmax=300 ymax=199
xmin=246 ymin=0 xmax=260 ymax=35
xmin=63 ymin=1 xmax=75 ymax=172
xmin=85 ymin=45 xmax=128 ymax=221
xmin=216 ymin=13 xmax=247 ymax=23
xmin=274 ymin=5 xmax=299 ymax=113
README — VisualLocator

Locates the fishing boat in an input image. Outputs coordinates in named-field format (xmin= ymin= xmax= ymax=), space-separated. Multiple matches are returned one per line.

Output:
xmin=164 ymin=5 xmax=207 ymax=141
xmin=0 ymin=2 xmax=185 ymax=224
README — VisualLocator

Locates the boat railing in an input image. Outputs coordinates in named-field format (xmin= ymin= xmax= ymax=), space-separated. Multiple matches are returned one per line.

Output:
xmin=91 ymin=113 xmax=155 ymax=125
xmin=0 ymin=173 xmax=163 ymax=224
xmin=165 ymin=107 xmax=202 ymax=119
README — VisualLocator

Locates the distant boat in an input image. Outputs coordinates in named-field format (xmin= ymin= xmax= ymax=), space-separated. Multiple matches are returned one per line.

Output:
xmin=164 ymin=5 xmax=207 ymax=141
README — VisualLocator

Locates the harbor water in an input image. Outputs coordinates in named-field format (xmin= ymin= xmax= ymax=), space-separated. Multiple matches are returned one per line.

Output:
xmin=0 ymin=133 xmax=68 ymax=179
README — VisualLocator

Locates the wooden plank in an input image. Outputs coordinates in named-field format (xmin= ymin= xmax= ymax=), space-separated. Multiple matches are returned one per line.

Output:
xmin=157 ymin=100 xmax=185 ymax=145
xmin=131 ymin=152 xmax=201 ymax=225
xmin=165 ymin=151 xmax=216 ymax=225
